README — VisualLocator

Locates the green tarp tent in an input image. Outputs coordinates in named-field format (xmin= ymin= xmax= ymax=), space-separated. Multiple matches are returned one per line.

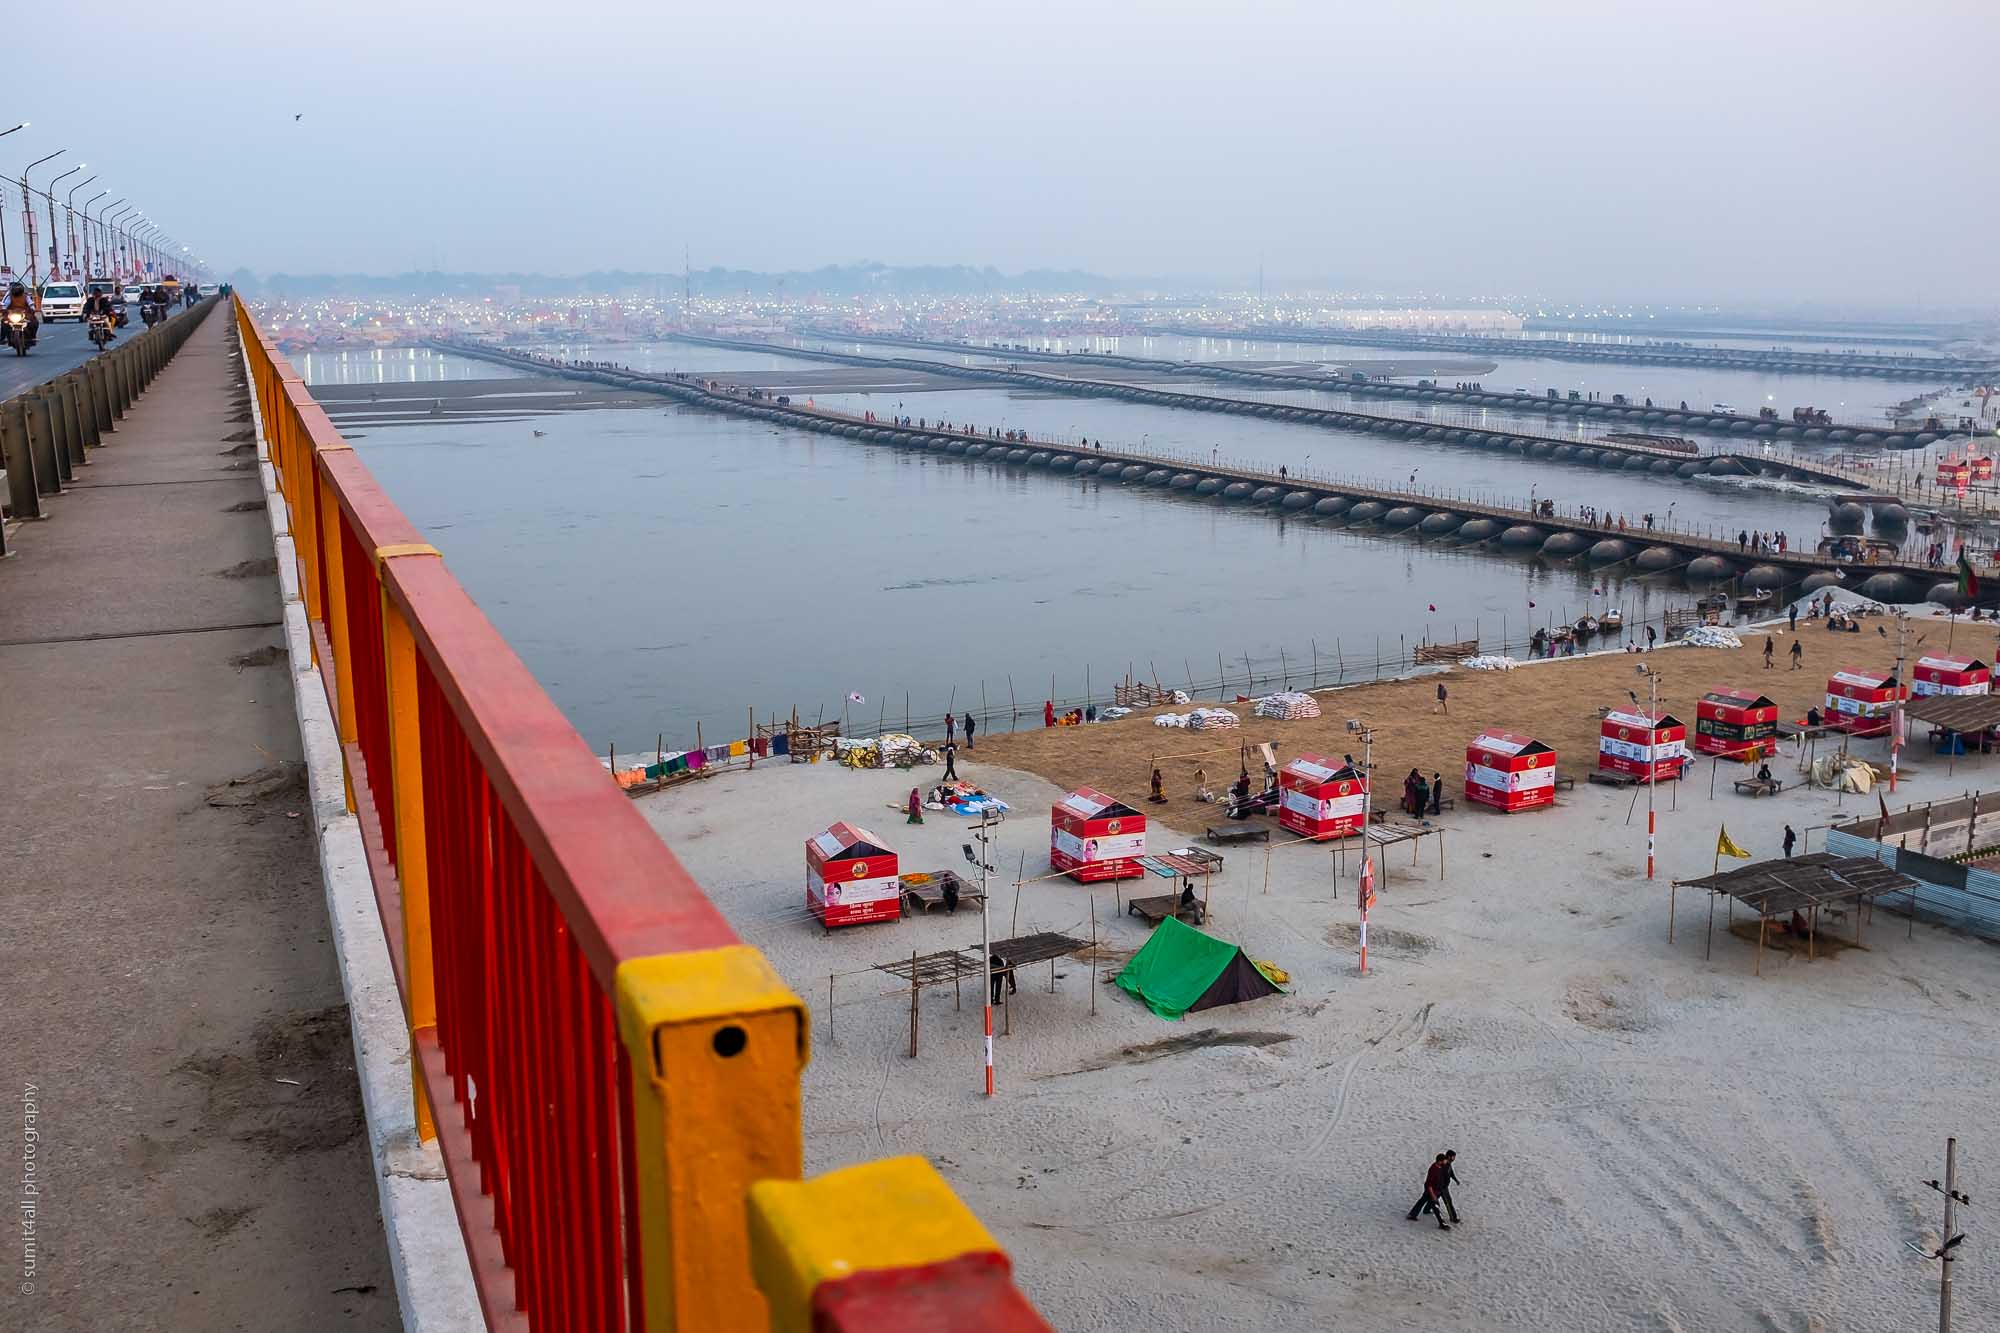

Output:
xmin=1115 ymin=915 xmax=1284 ymax=1020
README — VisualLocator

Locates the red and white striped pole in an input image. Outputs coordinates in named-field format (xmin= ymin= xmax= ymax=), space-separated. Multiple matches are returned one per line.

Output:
xmin=1358 ymin=854 xmax=1375 ymax=975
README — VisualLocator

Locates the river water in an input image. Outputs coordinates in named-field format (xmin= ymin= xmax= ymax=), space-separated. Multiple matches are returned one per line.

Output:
xmin=306 ymin=345 xmax=1911 ymax=754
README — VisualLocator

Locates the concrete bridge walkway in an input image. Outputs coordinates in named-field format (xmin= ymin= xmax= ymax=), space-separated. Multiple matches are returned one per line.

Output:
xmin=0 ymin=313 xmax=396 ymax=1330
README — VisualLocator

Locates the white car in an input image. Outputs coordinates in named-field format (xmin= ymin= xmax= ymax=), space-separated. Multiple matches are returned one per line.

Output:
xmin=39 ymin=281 xmax=85 ymax=321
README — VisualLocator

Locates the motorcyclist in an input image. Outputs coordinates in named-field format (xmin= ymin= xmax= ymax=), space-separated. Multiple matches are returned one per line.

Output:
xmin=83 ymin=287 xmax=119 ymax=336
xmin=3 ymin=282 xmax=38 ymax=346
xmin=139 ymin=285 xmax=164 ymax=325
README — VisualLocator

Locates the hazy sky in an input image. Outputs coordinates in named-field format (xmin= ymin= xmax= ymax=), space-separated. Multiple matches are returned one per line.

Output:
xmin=16 ymin=0 xmax=1998 ymax=305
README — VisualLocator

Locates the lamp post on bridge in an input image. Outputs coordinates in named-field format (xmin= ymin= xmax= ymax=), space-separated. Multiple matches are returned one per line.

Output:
xmin=47 ymin=164 xmax=83 ymax=278
xmin=64 ymin=174 xmax=95 ymax=278
xmin=81 ymin=191 xmax=108 ymax=279
xmin=106 ymin=204 xmax=133 ymax=280
xmin=19 ymin=148 xmax=65 ymax=291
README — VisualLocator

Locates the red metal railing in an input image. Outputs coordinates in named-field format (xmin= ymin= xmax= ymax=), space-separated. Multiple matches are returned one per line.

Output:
xmin=232 ymin=301 xmax=1047 ymax=1333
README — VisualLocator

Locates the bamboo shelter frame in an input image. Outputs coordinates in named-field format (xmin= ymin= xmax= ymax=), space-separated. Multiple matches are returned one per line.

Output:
xmin=1668 ymin=853 xmax=1916 ymax=972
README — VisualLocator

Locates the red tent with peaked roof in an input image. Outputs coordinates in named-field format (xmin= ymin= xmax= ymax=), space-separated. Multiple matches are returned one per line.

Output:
xmin=1825 ymin=668 xmax=1903 ymax=736
xmin=1694 ymin=688 xmax=1778 ymax=757
xmin=1277 ymin=753 xmax=1368 ymax=840
xmin=1597 ymin=709 xmax=1686 ymax=783
xmin=806 ymin=821 xmax=900 ymax=928
xmin=1465 ymin=729 xmax=1557 ymax=812
xmin=1913 ymin=654 xmax=1990 ymax=698
xmin=1051 ymin=787 xmax=1145 ymax=882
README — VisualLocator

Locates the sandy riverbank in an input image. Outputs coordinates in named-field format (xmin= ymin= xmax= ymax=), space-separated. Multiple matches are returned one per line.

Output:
xmin=636 ymin=632 xmax=1998 ymax=1331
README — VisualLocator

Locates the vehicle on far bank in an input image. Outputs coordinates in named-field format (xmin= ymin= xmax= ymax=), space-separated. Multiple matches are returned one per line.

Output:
xmin=38 ymin=280 xmax=85 ymax=321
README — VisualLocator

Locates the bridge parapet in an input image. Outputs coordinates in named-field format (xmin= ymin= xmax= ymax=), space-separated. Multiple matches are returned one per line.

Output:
xmin=235 ymin=299 xmax=1046 ymax=1332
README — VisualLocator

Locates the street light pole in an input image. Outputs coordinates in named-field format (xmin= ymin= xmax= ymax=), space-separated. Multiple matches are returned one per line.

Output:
xmin=80 ymin=191 xmax=105 ymax=278
xmin=47 ymin=164 xmax=82 ymax=277
xmin=19 ymin=148 xmax=64 ymax=290
xmin=64 ymin=174 xmax=95 ymax=277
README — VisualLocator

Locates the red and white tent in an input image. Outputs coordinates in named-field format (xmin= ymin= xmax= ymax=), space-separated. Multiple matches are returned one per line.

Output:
xmin=1050 ymin=787 xmax=1145 ymax=882
xmin=1825 ymin=668 xmax=1903 ymax=735
xmin=1277 ymin=753 xmax=1368 ymax=841
xmin=1694 ymin=688 xmax=1778 ymax=757
xmin=806 ymin=822 xmax=900 ymax=929
xmin=1912 ymin=654 xmax=1990 ymax=698
xmin=1465 ymin=730 xmax=1557 ymax=812
xmin=1597 ymin=709 xmax=1687 ymax=783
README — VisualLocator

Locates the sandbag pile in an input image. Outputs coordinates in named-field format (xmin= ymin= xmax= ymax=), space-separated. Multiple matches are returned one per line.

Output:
xmin=1683 ymin=626 xmax=1744 ymax=649
xmin=1253 ymin=692 xmax=1322 ymax=719
xmin=1462 ymin=655 xmax=1519 ymax=671
xmin=1188 ymin=707 xmax=1241 ymax=731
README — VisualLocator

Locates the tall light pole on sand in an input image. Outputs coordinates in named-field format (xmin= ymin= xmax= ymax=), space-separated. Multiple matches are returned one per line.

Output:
xmin=1906 ymin=1137 xmax=1969 ymax=1332
xmin=963 ymin=813 xmax=999 ymax=1097
xmin=1633 ymin=664 xmax=1662 ymax=879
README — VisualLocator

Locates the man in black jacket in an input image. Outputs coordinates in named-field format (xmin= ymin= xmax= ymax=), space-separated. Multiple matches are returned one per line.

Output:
xmin=1407 ymin=1153 xmax=1452 ymax=1230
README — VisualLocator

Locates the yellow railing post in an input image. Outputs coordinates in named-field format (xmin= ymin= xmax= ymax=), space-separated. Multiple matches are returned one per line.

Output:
xmin=379 ymin=554 xmax=442 ymax=1143
xmin=615 ymin=946 xmax=808 ymax=1331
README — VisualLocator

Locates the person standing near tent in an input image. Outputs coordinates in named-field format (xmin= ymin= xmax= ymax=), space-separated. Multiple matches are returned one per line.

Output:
xmin=1429 ymin=772 xmax=1443 ymax=816
xmin=1789 ymin=638 xmax=1804 ymax=670
xmin=1407 ymin=1154 xmax=1452 ymax=1230
xmin=1044 ymin=699 xmax=1056 ymax=728
xmin=963 ymin=711 xmax=976 ymax=749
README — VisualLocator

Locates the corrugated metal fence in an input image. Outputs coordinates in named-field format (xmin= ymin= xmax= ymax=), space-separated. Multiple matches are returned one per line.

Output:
xmin=1824 ymin=828 xmax=2000 ymax=940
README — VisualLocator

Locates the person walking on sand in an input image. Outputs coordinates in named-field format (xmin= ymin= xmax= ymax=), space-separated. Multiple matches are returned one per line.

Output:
xmin=1044 ymin=699 xmax=1056 ymax=729
xmin=942 ymin=740 xmax=958 ymax=782
xmin=1645 ymin=624 xmax=1657 ymax=651
xmin=945 ymin=712 xmax=956 ymax=746
xmin=1790 ymin=639 xmax=1804 ymax=670
xmin=1435 ymin=1150 xmax=1463 ymax=1223
xmin=1407 ymin=1153 xmax=1452 ymax=1230
xmin=1783 ymin=825 xmax=1797 ymax=858
xmin=1789 ymin=604 xmax=1798 ymax=634
xmin=1434 ymin=681 xmax=1449 ymax=715
xmin=906 ymin=787 xmax=925 ymax=825
xmin=1764 ymin=636 xmax=1775 ymax=669
xmin=963 ymin=711 xmax=975 ymax=749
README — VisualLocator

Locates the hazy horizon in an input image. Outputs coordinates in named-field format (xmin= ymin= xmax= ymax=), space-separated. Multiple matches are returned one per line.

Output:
xmin=17 ymin=0 xmax=1999 ymax=309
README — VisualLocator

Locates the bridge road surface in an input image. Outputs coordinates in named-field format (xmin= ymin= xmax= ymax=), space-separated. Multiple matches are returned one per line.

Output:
xmin=0 ymin=312 xmax=150 ymax=403
xmin=0 ymin=311 xmax=398 ymax=1330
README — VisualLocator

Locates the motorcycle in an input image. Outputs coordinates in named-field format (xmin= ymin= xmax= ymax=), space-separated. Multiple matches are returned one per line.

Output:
xmin=88 ymin=312 xmax=115 ymax=351
xmin=5 ymin=310 xmax=30 ymax=357
xmin=139 ymin=300 xmax=163 ymax=329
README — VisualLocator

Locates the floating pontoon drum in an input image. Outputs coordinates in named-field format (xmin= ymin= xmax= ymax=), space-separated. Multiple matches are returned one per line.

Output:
xmin=1597 ymin=709 xmax=1686 ymax=782
xmin=805 ymin=821 xmax=900 ymax=928
xmin=1912 ymin=654 xmax=1990 ymax=698
xmin=1824 ymin=668 xmax=1903 ymax=736
xmin=1694 ymin=688 xmax=1778 ymax=757
xmin=1276 ymin=753 xmax=1368 ymax=841
xmin=1050 ymin=787 xmax=1146 ymax=882
xmin=1464 ymin=729 xmax=1557 ymax=812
